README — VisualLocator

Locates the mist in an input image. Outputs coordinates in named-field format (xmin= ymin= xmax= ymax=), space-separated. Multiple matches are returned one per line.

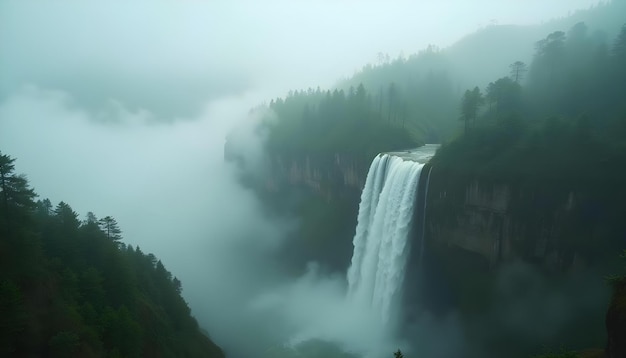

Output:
xmin=0 ymin=0 xmax=607 ymax=357
xmin=0 ymin=85 xmax=399 ymax=357
xmin=0 ymin=0 xmax=602 ymax=117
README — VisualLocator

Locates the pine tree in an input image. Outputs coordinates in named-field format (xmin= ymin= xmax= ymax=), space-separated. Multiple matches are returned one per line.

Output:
xmin=98 ymin=216 xmax=122 ymax=241
xmin=85 ymin=211 xmax=98 ymax=226
xmin=460 ymin=86 xmax=485 ymax=135
xmin=54 ymin=202 xmax=80 ymax=230
xmin=509 ymin=61 xmax=528 ymax=83
xmin=0 ymin=152 xmax=36 ymax=235
xmin=612 ymin=24 xmax=626 ymax=58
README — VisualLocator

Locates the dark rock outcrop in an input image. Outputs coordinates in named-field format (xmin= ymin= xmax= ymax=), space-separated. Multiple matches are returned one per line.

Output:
xmin=263 ymin=154 xmax=366 ymax=199
xmin=425 ymin=172 xmax=607 ymax=272
xmin=606 ymin=278 xmax=626 ymax=358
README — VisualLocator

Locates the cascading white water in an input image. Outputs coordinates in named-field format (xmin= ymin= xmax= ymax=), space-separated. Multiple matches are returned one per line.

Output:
xmin=346 ymin=154 xmax=425 ymax=325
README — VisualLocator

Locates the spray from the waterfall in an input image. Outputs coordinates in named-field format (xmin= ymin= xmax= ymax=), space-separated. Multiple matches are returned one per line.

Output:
xmin=346 ymin=154 xmax=425 ymax=326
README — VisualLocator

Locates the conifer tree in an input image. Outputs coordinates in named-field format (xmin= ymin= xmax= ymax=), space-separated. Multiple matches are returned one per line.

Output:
xmin=99 ymin=216 xmax=123 ymax=241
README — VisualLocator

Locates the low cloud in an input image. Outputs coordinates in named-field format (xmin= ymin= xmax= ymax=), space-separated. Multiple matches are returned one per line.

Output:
xmin=0 ymin=0 xmax=601 ymax=118
xmin=0 ymin=86 xmax=401 ymax=358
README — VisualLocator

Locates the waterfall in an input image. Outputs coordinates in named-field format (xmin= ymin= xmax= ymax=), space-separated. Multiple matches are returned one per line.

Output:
xmin=346 ymin=153 xmax=426 ymax=325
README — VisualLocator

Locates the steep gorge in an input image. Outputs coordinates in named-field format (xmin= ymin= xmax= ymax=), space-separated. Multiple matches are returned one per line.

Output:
xmin=254 ymin=146 xmax=620 ymax=276
xmin=248 ymin=143 xmax=624 ymax=357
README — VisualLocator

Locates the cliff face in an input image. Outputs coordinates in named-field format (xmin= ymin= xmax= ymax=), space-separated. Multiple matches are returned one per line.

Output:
xmin=242 ymin=153 xmax=370 ymax=273
xmin=409 ymin=168 xmax=619 ymax=358
xmin=428 ymin=181 xmax=511 ymax=267
xmin=258 ymin=152 xmax=603 ymax=273
xmin=426 ymin=174 xmax=596 ymax=271
xmin=606 ymin=278 xmax=626 ymax=358
xmin=263 ymin=154 xmax=367 ymax=200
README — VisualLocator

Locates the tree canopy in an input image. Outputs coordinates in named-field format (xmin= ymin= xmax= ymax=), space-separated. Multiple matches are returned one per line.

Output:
xmin=0 ymin=152 xmax=223 ymax=358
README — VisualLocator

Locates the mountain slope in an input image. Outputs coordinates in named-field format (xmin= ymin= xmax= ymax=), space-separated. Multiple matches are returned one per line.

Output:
xmin=0 ymin=152 xmax=224 ymax=358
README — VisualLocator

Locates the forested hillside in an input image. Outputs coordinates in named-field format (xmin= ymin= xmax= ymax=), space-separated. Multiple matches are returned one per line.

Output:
xmin=434 ymin=18 xmax=626 ymax=203
xmin=338 ymin=0 xmax=626 ymax=142
xmin=414 ymin=19 xmax=626 ymax=358
xmin=229 ymin=1 xmax=626 ymax=164
xmin=225 ymin=0 xmax=626 ymax=278
xmin=0 ymin=153 xmax=223 ymax=357
xmin=265 ymin=86 xmax=423 ymax=160
xmin=225 ymin=83 xmax=426 ymax=273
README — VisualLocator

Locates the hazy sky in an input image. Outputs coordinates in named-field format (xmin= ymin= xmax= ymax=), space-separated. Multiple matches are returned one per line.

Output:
xmin=0 ymin=0 xmax=603 ymax=223
xmin=0 ymin=1 xmax=605 ymax=357
xmin=0 ymin=0 xmax=601 ymax=115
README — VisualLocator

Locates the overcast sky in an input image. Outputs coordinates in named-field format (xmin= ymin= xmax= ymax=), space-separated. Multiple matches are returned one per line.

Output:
xmin=0 ymin=0 xmax=602 ymax=114
xmin=0 ymin=0 xmax=605 ymax=219
xmin=0 ymin=1 xmax=605 ymax=356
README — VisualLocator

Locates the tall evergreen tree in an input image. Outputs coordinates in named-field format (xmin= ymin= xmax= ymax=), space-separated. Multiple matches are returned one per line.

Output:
xmin=99 ymin=216 xmax=122 ymax=241
xmin=509 ymin=61 xmax=528 ymax=83
xmin=0 ymin=152 xmax=36 ymax=235
xmin=533 ymin=31 xmax=567 ymax=84
xmin=54 ymin=202 xmax=80 ymax=230
xmin=613 ymin=24 xmax=626 ymax=58
xmin=460 ymin=86 xmax=484 ymax=135
xmin=485 ymin=77 xmax=522 ymax=117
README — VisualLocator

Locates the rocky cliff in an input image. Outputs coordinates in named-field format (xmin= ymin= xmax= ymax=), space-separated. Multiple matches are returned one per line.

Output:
xmin=263 ymin=154 xmax=367 ymax=200
xmin=236 ymin=152 xmax=371 ymax=273
xmin=407 ymin=164 xmax=624 ymax=358
xmin=606 ymin=276 xmax=626 ymax=358
xmin=425 ymin=171 xmax=609 ymax=272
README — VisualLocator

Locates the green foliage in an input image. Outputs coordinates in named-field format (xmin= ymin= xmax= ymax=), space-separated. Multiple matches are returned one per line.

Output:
xmin=0 ymin=153 xmax=37 ymax=237
xmin=510 ymin=61 xmax=528 ymax=83
xmin=484 ymin=77 xmax=523 ymax=119
xmin=341 ymin=46 xmax=458 ymax=142
xmin=227 ymin=86 xmax=423 ymax=273
xmin=48 ymin=331 xmax=80 ymax=358
xmin=425 ymin=23 xmax=626 ymax=357
xmin=0 ymin=152 xmax=223 ymax=358
xmin=262 ymin=86 xmax=423 ymax=162
xmin=460 ymin=86 xmax=485 ymax=135
xmin=432 ymin=112 xmax=626 ymax=261
xmin=431 ymin=21 xmax=626 ymax=264
xmin=526 ymin=22 xmax=624 ymax=119
xmin=98 ymin=216 xmax=122 ymax=241
xmin=532 ymin=347 xmax=580 ymax=358
xmin=0 ymin=280 xmax=28 ymax=355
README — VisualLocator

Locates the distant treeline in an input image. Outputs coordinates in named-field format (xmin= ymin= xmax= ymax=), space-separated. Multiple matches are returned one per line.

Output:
xmin=246 ymin=17 xmax=626 ymax=164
